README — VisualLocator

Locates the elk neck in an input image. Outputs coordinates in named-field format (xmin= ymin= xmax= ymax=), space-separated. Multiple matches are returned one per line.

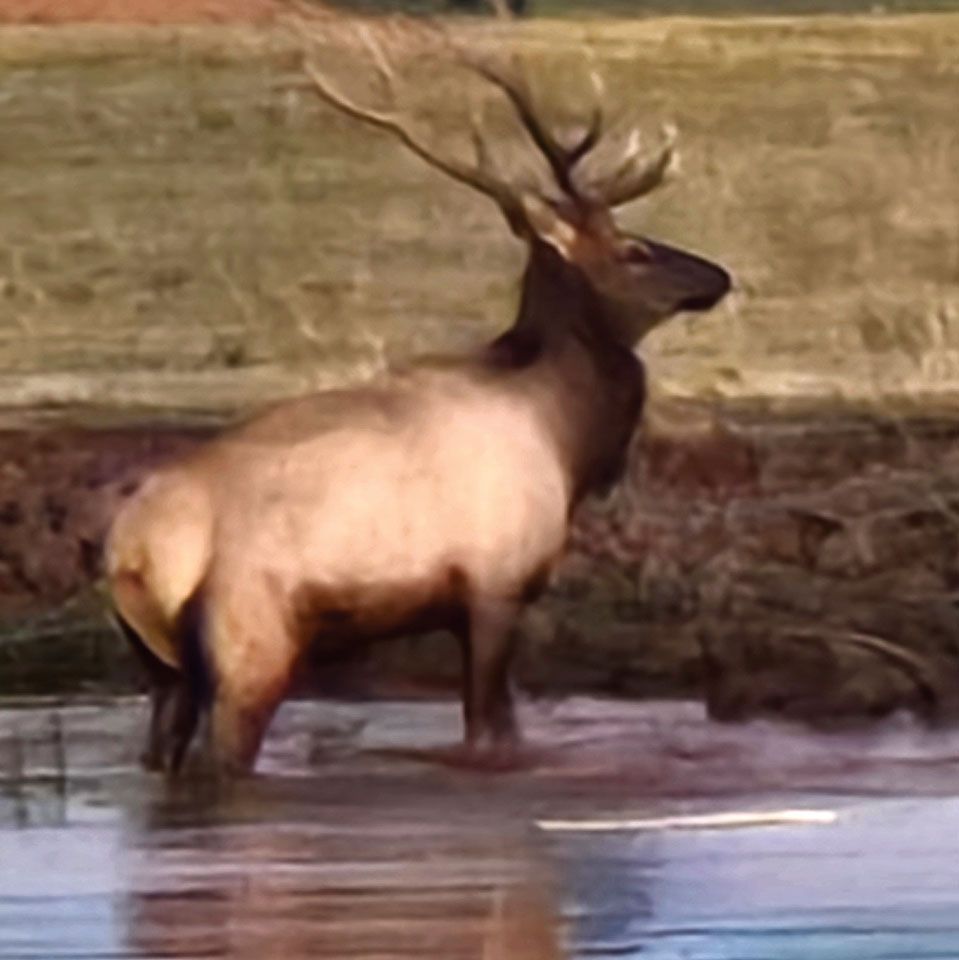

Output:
xmin=485 ymin=240 xmax=647 ymax=504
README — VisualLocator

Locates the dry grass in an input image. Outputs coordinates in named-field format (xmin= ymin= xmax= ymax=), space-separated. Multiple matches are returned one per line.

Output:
xmin=0 ymin=15 xmax=958 ymax=416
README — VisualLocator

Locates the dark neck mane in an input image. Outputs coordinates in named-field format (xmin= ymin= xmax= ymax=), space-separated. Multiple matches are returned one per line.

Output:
xmin=484 ymin=241 xmax=647 ymax=502
xmin=486 ymin=241 xmax=599 ymax=367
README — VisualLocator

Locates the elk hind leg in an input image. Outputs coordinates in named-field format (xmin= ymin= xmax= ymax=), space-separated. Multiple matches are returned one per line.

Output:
xmin=117 ymin=584 xmax=208 ymax=774
xmin=113 ymin=613 xmax=187 ymax=772
xmin=204 ymin=587 xmax=299 ymax=776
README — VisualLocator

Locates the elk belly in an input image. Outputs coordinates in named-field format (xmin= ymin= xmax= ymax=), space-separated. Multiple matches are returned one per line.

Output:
xmin=287 ymin=568 xmax=468 ymax=648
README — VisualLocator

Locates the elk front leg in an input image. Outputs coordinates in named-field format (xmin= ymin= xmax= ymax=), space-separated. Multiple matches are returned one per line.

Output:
xmin=462 ymin=598 xmax=521 ymax=755
xmin=209 ymin=696 xmax=277 ymax=776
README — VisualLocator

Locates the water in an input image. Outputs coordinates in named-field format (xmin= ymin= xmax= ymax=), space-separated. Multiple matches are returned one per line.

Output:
xmin=555 ymin=801 xmax=959 ymax=958
xmin=2 ymin=696 xmax=959 ymax=959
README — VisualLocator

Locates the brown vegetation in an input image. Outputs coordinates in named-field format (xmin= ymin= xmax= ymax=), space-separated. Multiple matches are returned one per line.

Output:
xmin=0 ymin=427 xmax=200 ymax=612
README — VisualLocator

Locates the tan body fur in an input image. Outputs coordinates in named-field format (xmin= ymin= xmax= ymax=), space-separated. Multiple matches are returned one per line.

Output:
xmin=110 ymin=364 xmax=572 ymax=662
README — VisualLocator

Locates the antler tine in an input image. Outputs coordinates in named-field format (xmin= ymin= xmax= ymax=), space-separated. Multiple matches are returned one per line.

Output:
xmin=567 ymin=112 xmax=602 ymax=166
xmin=295 ymin=17 xmax=522 ymax=219
xmin=566 ymin=73 xmax=605 ymax=167
xmin=469 ymin=101 xmax=500 ymax=181
xmin=301 ymin=59 xmax=516 ymax=209
xmin=587 ymin=126 xmax=644 ymax=194
xmin=466 ymin=54 xmax=600 ymax=200
xmin=588 ymin=123 xmax=678 ymax=208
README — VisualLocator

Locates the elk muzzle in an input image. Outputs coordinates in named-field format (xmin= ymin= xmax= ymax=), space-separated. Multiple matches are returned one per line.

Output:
xmin=646 ymin=238 xmax=732 ymax=314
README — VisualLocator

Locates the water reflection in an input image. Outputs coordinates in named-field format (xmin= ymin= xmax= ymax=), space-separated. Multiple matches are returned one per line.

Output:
xmin=121 ymin=799 xmax=515 ymax=959
xmin=0 ymin=701 xmax=550 ymax=959
xmin=557 ymin=834 xmax=657 ymax=954
xmin=5 ymin=698 xmax=959 ymax=960
xmin=0 ymin=710 xmax=68 ymax=828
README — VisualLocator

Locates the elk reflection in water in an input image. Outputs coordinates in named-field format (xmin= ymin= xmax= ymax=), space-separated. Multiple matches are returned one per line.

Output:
xmin=0 ymin=700 xmax=565 ymax=960
xmin=122 ymin=805 xmax=556 ymax=960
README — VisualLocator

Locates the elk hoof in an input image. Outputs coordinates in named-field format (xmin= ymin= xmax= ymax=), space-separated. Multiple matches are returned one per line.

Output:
xmin=453 ymin=737 xmax=541 ymax=772
xmin=139 ymin=748 xmax=165 ymax=773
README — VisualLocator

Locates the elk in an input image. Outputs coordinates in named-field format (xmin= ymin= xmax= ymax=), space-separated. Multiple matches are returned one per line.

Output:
xmin=105 ymin=20 xmax=731 ymax=776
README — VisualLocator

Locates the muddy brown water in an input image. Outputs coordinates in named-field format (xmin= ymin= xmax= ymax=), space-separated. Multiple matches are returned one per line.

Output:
xmin=2 ymin=696 xmax=959 ymax=959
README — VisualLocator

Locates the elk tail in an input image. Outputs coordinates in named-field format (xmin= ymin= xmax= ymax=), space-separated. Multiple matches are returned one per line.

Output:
xmin=110 ymin=569 xmax=180 ymax=671
xmin=111 ymin=572 xmax=211 ymax=774
xmin=173 ymin=578 xmax=214 ymax=714
xmin=112 ymin=605 xmax=178 ymax=689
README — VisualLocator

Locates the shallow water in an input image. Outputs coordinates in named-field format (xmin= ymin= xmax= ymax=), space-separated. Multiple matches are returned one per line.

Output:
xmin=2 ymin=697 xmax=959 ymax=959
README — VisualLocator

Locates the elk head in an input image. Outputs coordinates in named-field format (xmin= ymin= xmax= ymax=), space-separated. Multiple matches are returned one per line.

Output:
xmin=292 ymin=14 xmax=730 ymax=349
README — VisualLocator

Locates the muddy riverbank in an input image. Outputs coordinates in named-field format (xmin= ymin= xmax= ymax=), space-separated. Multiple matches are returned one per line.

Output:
xmin=2 ymin=405 xmax=959 ymax=725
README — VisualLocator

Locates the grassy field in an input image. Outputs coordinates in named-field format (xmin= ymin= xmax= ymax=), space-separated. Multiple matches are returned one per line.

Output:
xmin=1 ymin=14 xmax=959 ymax=417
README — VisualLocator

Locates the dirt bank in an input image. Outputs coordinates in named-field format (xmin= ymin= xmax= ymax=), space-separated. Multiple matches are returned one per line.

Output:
xmin=2 ymin=406 xmax=959 ymax=724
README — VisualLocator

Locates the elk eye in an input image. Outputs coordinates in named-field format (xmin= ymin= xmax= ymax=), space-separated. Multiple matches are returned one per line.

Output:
xmin=622 ymin=243 xmax=651 ymax=265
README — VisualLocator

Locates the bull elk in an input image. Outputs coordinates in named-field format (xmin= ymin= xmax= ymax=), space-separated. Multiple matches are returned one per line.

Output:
xmin=105 ymin=20 xmax=731 ymax=775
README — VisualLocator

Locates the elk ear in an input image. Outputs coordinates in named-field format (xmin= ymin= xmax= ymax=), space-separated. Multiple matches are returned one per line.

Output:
xmin=520 ymin=194 xmax=578 ymax=259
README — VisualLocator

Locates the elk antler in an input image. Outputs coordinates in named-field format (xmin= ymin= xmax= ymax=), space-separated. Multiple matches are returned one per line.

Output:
xmin=584 ymin=123 xmax=678 ymax=208
xmin=462 ymin=54 xmax=603 ymax=200
xmin=459 ymin=45 xmax=675 ymax=209
xmin=293 ymin=15 xmax=526 ymax=227
xmin=292 ymin=8 xmax=676 ymax=220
